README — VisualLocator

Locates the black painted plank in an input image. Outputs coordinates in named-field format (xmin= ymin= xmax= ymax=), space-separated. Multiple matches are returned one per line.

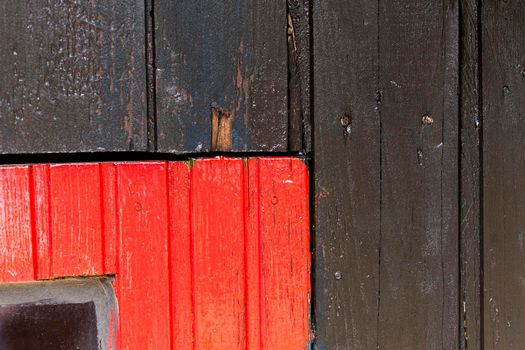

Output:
xmin=312 ymin=0 xmax=381 ymax=348
xmin=460 ymin=0 xmax=482 ymax=348
xmin=313 ymin=1 xmax=459 ymax=348
xmin=377 ymin=1 xmax=459 ymax=348
xmin=154 ymin=0 xmax=289 ymax=153
xmin=287 ymin=0 xmax=311 ymax=153
xmin=482 ymin=0 xmax=525 ymax=348
xmin=0 ymin=0 xmax=147 ymax=154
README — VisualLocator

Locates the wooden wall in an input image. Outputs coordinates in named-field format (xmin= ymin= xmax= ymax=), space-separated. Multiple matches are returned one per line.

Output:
xmin=1 ymin=0 xmax=525 ymax=349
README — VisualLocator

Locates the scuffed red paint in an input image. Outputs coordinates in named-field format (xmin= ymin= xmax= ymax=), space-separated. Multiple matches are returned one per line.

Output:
xmin=0 ymin=166 xmax=33 ymax=282
xmin=0 ymin=157 xmax=310 ymax=349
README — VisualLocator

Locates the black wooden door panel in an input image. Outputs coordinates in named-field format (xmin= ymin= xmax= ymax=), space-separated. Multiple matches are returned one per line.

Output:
xmin=0 ymin=0 xmax=147 ymax=154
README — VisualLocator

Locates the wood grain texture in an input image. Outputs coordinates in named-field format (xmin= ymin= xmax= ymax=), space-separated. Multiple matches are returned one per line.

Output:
xmin=0 ymin=0 xmax=147 ymax=153
xmin=32 ymin=164 xmax=52 ymax=280
xmin=377 ymin=1 xmax=459 ymax=349
xmin=0 ymin=166 xmax=33 ymax=282
xmin=168 ymin=162 xmax=194 ymax=348
xmin=460 ymin=0 xmax=482 ymax=348
xmin=115 ymin=162 xmax=171 ymax=350
xmin=258 ymin=158 xmax=310 ymax=349
xmin=192 ymin=158 xmax=246 ymax=349
xmin=245 ymin=158 xmax=262 ymax=350
xmin=312 ymin=1 xmax=381 ymax=348
xmin=154 ymin=0 xmax=289 ymax=153
xmin=287 ymin=0 xmax=311 ymax=152
xmin=313 ymin=0 xmax=459 ymax=348
xmin=482 ymin=0 xmax=525 ymax=348
xmin=101 ymin=163 xmax=118 ymax=275
xmin=0 ymin=158 xmax=310 ymax=349
xmin=49 ymin=164 xmax=104 ymax=278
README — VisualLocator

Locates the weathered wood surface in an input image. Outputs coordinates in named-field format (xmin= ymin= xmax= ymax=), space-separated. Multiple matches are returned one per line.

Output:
xmin=0 ymin=158 xmax=310 ymax=349
xmin=0 ymin=0 xmax=311 ymax=154
xmin=312 ymin=0 xmax=459 ymax=348
xmin=378 ymin=1 xmax=459 ymax=348
xmin=482 ymin=0 xmax=525 ymax=348
xmin=154 ymin=0 xmax=290 ymax=153
xmin=312 ymin=0 xmax=380 ymax=348
xmin=0 ymin=0 xmax=147 ymax=153
xmin=460 ymin=0 xmax=482 ymax=348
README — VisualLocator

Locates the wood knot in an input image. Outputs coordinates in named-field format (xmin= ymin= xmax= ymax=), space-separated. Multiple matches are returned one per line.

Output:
xmin=211 ymin=104 xmax=233 ymax=151
xmin=421 ymin=114 xmax=434 ymax=125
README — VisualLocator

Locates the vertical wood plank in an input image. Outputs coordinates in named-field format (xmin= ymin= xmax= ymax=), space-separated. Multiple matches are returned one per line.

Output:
xmin=32 ymin=164 xmax=51 ymax=280
xmin=245 ymin=158 xmax=261 ymax=350
xmin=482 ymin=0 xmax=525 ymax=348
xmin=0 ymin=0 xmax=147 ymax=153
xmin=115 ymin=162 xmax=170 ymax=350
xmin=48 ymin=164 xmax=103 ymax=277
xmin=259 ymin=158 xmax=310 ymax=349
xmin=460 ymin=0 xmax=482 ymax=348
xmin=377 ymin=1 xmax=459 ymax=348
xmin=312 ymin=0 xmax=381 ymax=348
xmin=168 ymin=162 xmax=194 ymax=347
xmin=287 ymin=0 xmax=311 ymax=153
xmin=155 ymin=0 xmax=288 ymax=152
xmin=0 ymin=166 xmax=33 ymax=282
xmin=101 ymin=163 xmax=118 ymax=275
xmin=192 ymin=158 xmax=245 ymax=349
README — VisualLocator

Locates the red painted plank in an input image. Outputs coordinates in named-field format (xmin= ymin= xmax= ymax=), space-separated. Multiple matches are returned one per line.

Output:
xmin=49 ymin=164 xmax=104 ymax=278
xmin=192 ymin=158 xmax=246 ymax=350
xmin=168 ymin=162 xmax=194 ymax=347
xmin=31 ymin=164 xmax=51 ymax=280
xmin=245 ymin=159 xmax=261 ymax=350
xmin=0 ymin=166 xmax=33 ymax=282
xmin=115 ymin=162 xmax=171 ymax=350
xmin=259 ymin=158 xmax=310 ymax=349
xmin=101 ymin=163 xmax=118 ymax=275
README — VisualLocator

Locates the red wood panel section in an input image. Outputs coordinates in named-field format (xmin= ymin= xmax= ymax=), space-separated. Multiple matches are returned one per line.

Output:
xmin=115 ymin=162 xmax=171 ymax=350
xmin=168 ymin=162 xmax=194 ymax=347
xmin=245 ymin=159 xmax=262 ymax=350
xmin=0 ymin=166 xmax=33 ymax=282
xmin=192 ymin=158 xmax=246 ymax=349
xmin=258 ymin=158 xmax=310 ymax=349
xmin=49 ymin=164 xmax=104 ymax=278
xmin=0 ymin=157 xmax=310 ymax=349
xmin=101 ymin=163 xmax=118 ymax=275
xmin=32 ymin=164 xmax=51 ymax=280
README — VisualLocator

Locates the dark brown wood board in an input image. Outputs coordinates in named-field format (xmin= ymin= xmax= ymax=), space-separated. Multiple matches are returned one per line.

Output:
xmin=154 ymin=0 xmax=289 ymax=153
xmin=312 ymin=0 xmax=459 ymax=348
xmin=377 ymin=1 xmax=459 ymax=348
xmin=311 ymin=0 xmax=381 ymax=348
xmin=482 ymin=0 xmax=525 ymax=348
xmin=460 ymin=0 xmax=482 ymax=348
xmin=0 ymin=0 xmax=147 ymax=154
